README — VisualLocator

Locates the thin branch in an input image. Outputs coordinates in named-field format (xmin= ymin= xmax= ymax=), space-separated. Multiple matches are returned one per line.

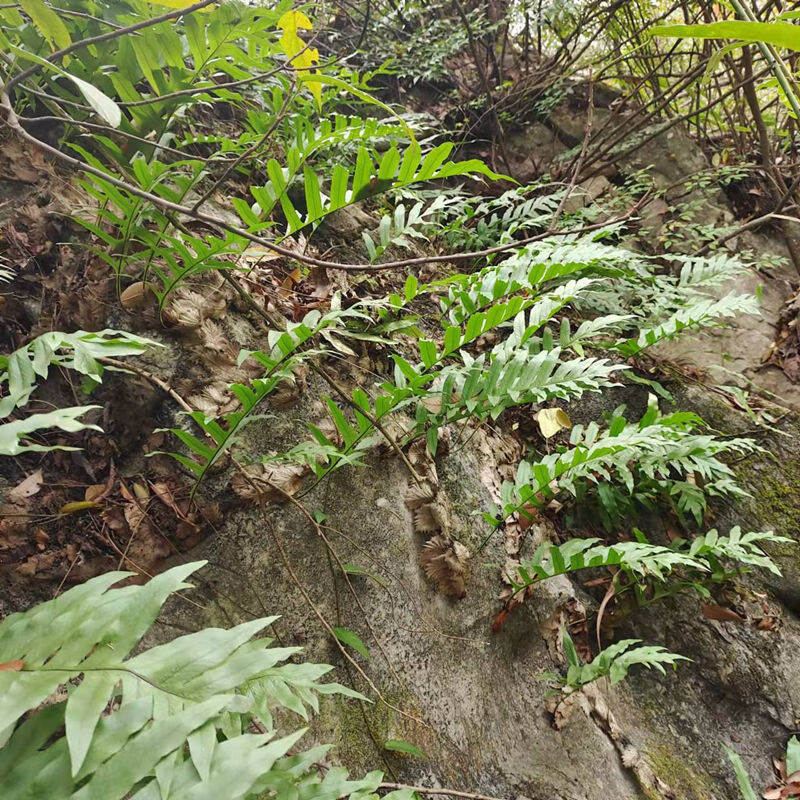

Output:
xmin=190 ymin=85 xmax=296 ymax=213
xmin=379 ymin=784 xmax=507 ymax=800
xmin=2 ymin=89 xmax=643 ymax=274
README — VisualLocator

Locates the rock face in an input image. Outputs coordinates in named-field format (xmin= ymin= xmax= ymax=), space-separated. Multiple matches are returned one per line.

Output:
xmin=147 ymin=366 xmax=800 ymax=800
xmin=147 ymin=100 xmax=800 ymax=800
xmin=4 ymin=97 xmax=800 ymax=800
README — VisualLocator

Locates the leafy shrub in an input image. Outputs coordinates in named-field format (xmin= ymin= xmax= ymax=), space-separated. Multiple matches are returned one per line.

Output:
xmin=0 ymin=330 xmax=155 ymax=455
xmin=552 ymin=628 xmax=688 ymax=691
xmin=0 ymin=561 xmax=414 ymax=800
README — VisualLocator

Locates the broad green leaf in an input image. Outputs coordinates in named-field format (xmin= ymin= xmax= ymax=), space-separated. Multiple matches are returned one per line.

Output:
xmin=332 ymin=627 xmax=370 ymax=660
xmin=723 ymin=746 xmax=758 ymax=800
xmin=384 ymin=739 xmax=425 ymax=758
xmin=65 ymin=672 xmax=118 ymax=776
xmin=787 ymin=735 xmax=800 ymax=776
xmin=63 ymin=75 xmax=122 ymax=128
xmin=0 ymin=407 xmax=102 ymax=456
xmin=188 ymin=722 xmax=217 ymax=780
xmin=19 ymin=0 xmax=70 ymax=50
xmin=652 ymin=20 xmax=800 ymax=53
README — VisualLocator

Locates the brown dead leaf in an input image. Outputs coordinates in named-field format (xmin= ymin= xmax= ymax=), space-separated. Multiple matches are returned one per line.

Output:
xmin=231 ymin=461 xmax=307 ymax=503
xmin=0 ymin=660 xmax=24 ymax=672
xmin=84 ymin=484 xmax=107 ymax=503
xmin=491 ymin=608 xmax=509 ymax=633
xmin=308 ymin=266 xmax=332 ymax=299
xmin=151 ymin=482 xmax=188 ymax=520
xmin=404 ymin=480 xmax=437 ymax=511
xmin=279 ymin=267 xmax=302 ymax=297
xmin=701 ymin=604 xmax=745 ymax=622
xmin=517 ymin=502 xmax=539 ymax=531
xmin=413 ymin=503 xmax=445 ymax=534
xmin=9 ymin=470 xmax=43 ymax=501
xmin=120 ymin=281 xmax=155 ymax=312
xmin=123 ymin=501 xmax=147 ymax=533
xmin=200 ymin=319 xmax=234 ymax=360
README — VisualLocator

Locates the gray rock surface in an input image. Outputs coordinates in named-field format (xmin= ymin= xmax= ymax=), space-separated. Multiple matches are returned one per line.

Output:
xmin=146 ymin=366 xmax=800 ymax=800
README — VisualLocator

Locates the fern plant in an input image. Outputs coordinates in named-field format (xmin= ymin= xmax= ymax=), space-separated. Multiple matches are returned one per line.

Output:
xmin=502 ymin=398 xmax=759 ymax=528
xmin=0 ymin=561 xmax=415 ymax=800
xmin=0 ymin=329 xmax=156 ymax=456
xmin=551 ymin=628 xmax=689 ymax=692
xmin=247 ymin=139 xmax=506 ymax=239
xmin=512 ymin=526 xmax=789 ymax=606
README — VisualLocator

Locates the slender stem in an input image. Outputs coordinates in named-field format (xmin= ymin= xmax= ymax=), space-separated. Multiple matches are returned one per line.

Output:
xmin=379 ymin=784 xmax=506 ymax=800
xmin=1 ymin=88 xmax=644 ymax=274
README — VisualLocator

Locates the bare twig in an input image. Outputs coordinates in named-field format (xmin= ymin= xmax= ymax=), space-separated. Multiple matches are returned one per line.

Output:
xmin=379 ymin=784 xmax=507 ymax=800
xmin=2 ymin=89 xmax=642 ymax=276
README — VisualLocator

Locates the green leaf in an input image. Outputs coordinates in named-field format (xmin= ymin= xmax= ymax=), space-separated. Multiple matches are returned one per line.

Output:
xmin=723 ymin=746 xmax=758 ymax=800
xmin=63 ymin=75 xmax=122 ymax=128
xmin=65 ymin=672 xmax=118 ymax=776
xmin=0 ymin=407 xmax=102 ymax=456
xmin=384 ymin=739 xmax=425 ymax=758
xmin=342 ymin=564 xmax=387 ymax=587
xmin=19 ymin=0 xmax=71 ymax=50
xmin=187 ymin=722 xmax=217 ymax=781
xmin=418 ymin=340 xmax=437 ymax=369
xmin=651 ymin=20 xmax=800 ymax=53
xmin=787 ymin=735 xmax=800 ymax=776
xmin=561 ymin=628 xmax=581 ymax=669
xmin=332 ymin=627 xmax=370 ymax=660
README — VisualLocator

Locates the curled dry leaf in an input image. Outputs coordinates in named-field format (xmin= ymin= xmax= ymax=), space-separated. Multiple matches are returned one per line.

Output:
xmin=163 ymin=286 xmax=228 ymax=329
xmin=536 ymin=407 xmax=572 ymax=439
xmin=189 ymin=381 xmax=236 ymax=416
xmin=119 ymin=281 xmax=155 ymax=312
xmin=420 ymin=534 xmax=470 ymax=599
xmin=413 ymin=502 xmax=446 ymax=534
xmin=517 ymin=502 xmax=539 ymax=531
xmin=231 ymin=461 xmax=308 ymax=503
xmin=162 ymin=289 xmax=207 ymax=329
xmin=404 ymin=480 xmax=437 ymax=511
xmin=123 ymin=501 xmax=148 ymax=533
xmin=701 ymin=604 xmax=745 ymax=623
xmin=407 ymin=438 xmax=434 ymax=469
xmin=200 ymin=319 xmax=235 ymax=359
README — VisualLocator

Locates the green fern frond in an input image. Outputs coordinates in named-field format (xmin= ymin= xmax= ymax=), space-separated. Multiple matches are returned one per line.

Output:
xmin=248 ymin=140 xmax=507 ymax=238
xmin=0 ymin=563 xmax=409 ymax=800
xmin=617 ymin=293 xmax=759 ymax=356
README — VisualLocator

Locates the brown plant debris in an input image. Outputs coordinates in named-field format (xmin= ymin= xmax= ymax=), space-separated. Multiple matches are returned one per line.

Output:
xmin=420 ymin=535 xmax=471 ymax=599
xmin=230 ymin=460 xmax=308 ymax=502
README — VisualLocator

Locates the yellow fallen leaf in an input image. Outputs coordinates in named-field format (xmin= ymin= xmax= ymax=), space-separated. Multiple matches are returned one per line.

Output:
xmin=537 ymin=408 xmax=572 ymax=439
xmin=59 ymin=500 xmax=103 ymax=515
